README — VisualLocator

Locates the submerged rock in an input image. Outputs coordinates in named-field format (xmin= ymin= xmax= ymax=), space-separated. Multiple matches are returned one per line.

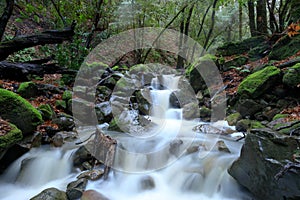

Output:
xmin=30 ymin=187 xmax=67 ymax=200
xmin=66 ymin=178 xmax=88 ymax=200
xmin=228 ymin=129 xmax=300 ymax=200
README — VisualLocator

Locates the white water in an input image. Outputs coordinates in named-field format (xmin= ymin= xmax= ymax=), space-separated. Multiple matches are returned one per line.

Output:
xmin=0 ymin=74 xmax=251 ymax=200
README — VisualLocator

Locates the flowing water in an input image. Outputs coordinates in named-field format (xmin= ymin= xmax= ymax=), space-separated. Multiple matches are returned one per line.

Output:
xmin=0 ymin=74 xmax=251 ymax=200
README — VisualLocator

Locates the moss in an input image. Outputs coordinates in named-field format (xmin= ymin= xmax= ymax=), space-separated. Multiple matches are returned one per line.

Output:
xmin=226 ymin=112 xmax=242 ymax=126
xmin=38 ymin=104 xmax=55 ymax=120
xmin=0 ymin=123 xmax=22 ymax=149
xmin=55 ymin=100 xmax=67 ymax=110
xmin=223 ymin=56 xmax=248 ymax=71
xmin=0 ymin=89 xmax=43 ymax=135
xmin=237 ymin=119 xmax=265 ymax=131
xmin=272 ymin=114 xmax=289 ymax=121
xmin=62 ymin=90 xmax=72 ymax=101
xmin=108 ymin=118 xmax=123 ymax=132
xmin=269 ymin=35 xmax=300 ymax=60
xmin=237 ymin=66 xmax=281 ymax=98
xmin=17 ymin=81 xmax=38 ymax=98
xmin=278 ymin=122 xmax=300 ymax=135
xmin=282 ymin=63 xmax=300 ymax=87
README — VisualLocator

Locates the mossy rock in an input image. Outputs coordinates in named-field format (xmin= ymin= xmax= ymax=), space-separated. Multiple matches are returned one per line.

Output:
xmin=30 ymin=187 xmax=68 ymax=200
xmin=108 ymin=118 xmax=123 ymax=132
xmin=237 ymin=66 xmax=281 ymax=98
xmin=38 ymin=104 xmax=55 ymax=120
xmin=282 ymin=63 xmax=300 ymax=87
xmin=62 ymin=90 xmax=72 ymax=101
xmin=222 ymin=56 xmax=248 ymax=71
xmin=17 ymin=81 xmax=39 ymax=98
xmin=0 ymin=89 xmax=43 ymax=135
xmin=248 ymin=41 xmax=270 ymax=61
xmin=216 ymin=36 xmax=266 ymax=56
xmin=236 ymin=119 xmax=265 ymax=132
xmin=272 ymin=114 xmax=289 ymax=121
xmin=269 ymin=35 xmax=300 ymax=60
xmin=0 ymin=123 xmax=22 ymax=149
xmin=226 ymin=112 xmax=242 ymax=126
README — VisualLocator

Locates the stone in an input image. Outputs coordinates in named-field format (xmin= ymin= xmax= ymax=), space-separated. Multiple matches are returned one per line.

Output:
xmin=226 ymin=112 xmax=242 ymax=126
xmin=81 ymin=190 xmax=110 ymax=200
xmin=140 ymin=175 xmax=155 ymax=190
xmin=38 ymin=104 xmax=55 ymax=120
xmin=199 ymin=106 xmax=211 ymax=120
xmin=0 ymin=89 xmax=43 ymax=135
xmin=269 ymin=34 xmax=300 ymax=60
xmin=51 ymin=133 xmax=64 ymax=147
xmin=52 ymin=114 xmax=75 ymax=131
xmin=237 ymin=66 xmax=281 ymax=98
xmin=234 ymin=98 xmax=263 ymax=118
xmin=0 ymin=122 xmax=22 ymax=149
xmin=282 ymin=63 xmax=300 ymax=87
xmin=66 ymin=178 xmax=88 ymax=200
xmin=183 ymin=102 xmax=200 ymax=120
xmin=228 ymin=130 xmax=300 ymax=200
xmin=235 ymin=119 xmax=265 ymax=132
xmin=17 ymin=81 xmax=39 ymax=98
xmin=73 ymin=146 xmax=93 ymax=169
xmin=77 ymin=169 xmax=104 ymax=180
xmin=222 ymin=56 xmax=248 ymax=71
xmin=216 ymin=140 xmax=231 ymax=153
xmin=30 ymin=188 xmax=67 ymax=200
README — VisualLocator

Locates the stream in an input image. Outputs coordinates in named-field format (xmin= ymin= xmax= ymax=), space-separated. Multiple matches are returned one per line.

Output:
xmin=0 ymin=74 xmax=252 ymax=200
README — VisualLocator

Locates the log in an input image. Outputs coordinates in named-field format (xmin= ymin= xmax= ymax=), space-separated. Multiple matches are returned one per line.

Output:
xmin=0 ymin=61 xmax=77 ymax=81
xmin=0 ymin=22 xmax=75 ymax=61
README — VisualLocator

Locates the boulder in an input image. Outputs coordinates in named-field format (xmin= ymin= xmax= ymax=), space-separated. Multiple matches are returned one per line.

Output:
xmin=0 ymin=122 xmax=22 ymax=149
xmin=269 ymin=35 xmax=300 ymax=60
xmin=282 ymin=63 xmax=300 ymax=88
xmin=228 ymin=129 xmax=300 ymax=200
xmin=38 ymin=104 xmax=55 ymax=120
xmin=66 ymin=178 xmax=88 ymax=200
xmin=226 ymin=112 xmax=242 ymax=126
xmin=237 ymin=66 xmax=281 ymax=98
xmin=182 ymin=102 xmax=200 ymax=120
xmin=95 ymin=101 xmax=112 ymax=123
xmin=235 ymin=119 xmax=265 ymax=132
xmin=81 ymin=190 xmax=110 ymax=200
xmin=234 ymin=98 xmax=263 ymax=118
xmin=30 ymin=188 xmax=67 ymax=200
xmin=140 ymin=175 xmax=155 ymax=190
xmin=222 ymin=55 xmax=248 ymax=71
xmin=0 ymin=88 xmax=43 ymax=135
xmin=17 ymin=81 xmax=39 ymax=98
xmin=77 ymin=169 xmax=104 ymax=180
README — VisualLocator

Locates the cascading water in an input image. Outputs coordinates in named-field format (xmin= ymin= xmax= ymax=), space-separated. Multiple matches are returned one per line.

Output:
xmin=0 ymin=74 xmax=251 ymax=200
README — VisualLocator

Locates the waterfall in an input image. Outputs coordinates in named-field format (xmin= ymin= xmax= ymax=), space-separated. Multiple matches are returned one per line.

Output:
xmin=0 ymin=74 xmax=251 ymax=200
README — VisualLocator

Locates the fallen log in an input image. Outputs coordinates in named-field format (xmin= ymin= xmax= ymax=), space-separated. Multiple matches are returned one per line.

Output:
xmin=0 ymin=61 xmax=77 ymax=81
xmin=0 ymin=22 xmax=75 ymax=61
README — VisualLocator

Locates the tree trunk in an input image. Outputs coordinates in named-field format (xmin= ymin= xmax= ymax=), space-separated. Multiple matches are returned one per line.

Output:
xmin=267 ymin=0 xmax=279 ymax=33
xmin=256 ymin=0 xmax=268 ymax=35
xmin=289 ymin=0 xmax=300 ymax=23
xmin=0 ymin=61 xmax=77 ymax=81
xmin=239 ymin=2 xmax=243 ymax=40
xmin=0 ymin=23 xmax=75 ymax=61
xmin=203 ymin=0 xmax=218 ymax=51
xmin=0 ymin=0 xmax=14 ymax=41
xmin=248 ymin=0 xmax=256 ymax=36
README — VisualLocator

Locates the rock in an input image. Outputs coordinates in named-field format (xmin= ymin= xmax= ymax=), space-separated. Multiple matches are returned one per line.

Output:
xmin=55 ymin=100 xmax=67 ymax=110
xmin=77 ymin=169 xmax=104 ymax=180
xmin=81 ymin=190 xmax=110 ymax=200
xmin=135 ymin=89 xmax=151 ymax=115
xmin=237 ymin=66 xmax=281 ymax=98
xmin=38 ymin=104 xmax=55 ymax=120
xmin=62 ymin=90 xmax=72 ymax=101
xmin=216 ymin=36 xmax=265 ymax=56
xmin=66 ymin=178 xmax=88 ymax=200
xmin=0 ymin=88 xmax=43 ymax=135
xmin=269 ymin=120 xmax=300 ymax=135
xmin=234 ymin=98 xmax=263 ymax=118
xmin=95 ymin=101 xmax=112 ymax=123
xmin=216 ymin=140 xmax=230 ymax=153
xmin=269 ymin=34 xmax=300 ymax=60
xmin=228 ymin=130 xmax=300 ymax=200
xmin=183 ymin=102 xmax=200 ymax=120
xmin=73 ymin=146 xmax=93 ymax=169
xmin=226 ymin=112 xmax=242 ymax=126
xmin=52 ymin=114 xmax=75 ymax=131
xmin=30 ymin=187 xmax=67 ymax=200
xmin=169 ymin=139 xmax=183 ymax=157
xmin=140 ymin=175 xmax=155 ymax=190
xmin=282 ymin=63 xmax=300 ymax=87
xmin=192 ymin=123 xmax=233 ymax=135
xmin=51 ymin=133 xmax=64 ymax=147
xmin=248 ymin=41 xmax=271 ymax=61
xmin=96 ymin=86 xmax=112 ymax=101
xmin=262 ymin=107 xmax=280 ymax=121
xmin=0 ymin=122 xmax=22 ymax=149
xmin=235 ymin=119 xmax=265 ymax=132
xmin=272 ymin=113 xmax=289 ymax=121
xmin=17 ymin=81 xmax=39 ymax=98
xmin=222 ymin=55 xmax=248 ymax=71
xmin=30 ymin=132 xmax=43 ymax=148
xmin=199 ymin=106 xmax=211 ymax=121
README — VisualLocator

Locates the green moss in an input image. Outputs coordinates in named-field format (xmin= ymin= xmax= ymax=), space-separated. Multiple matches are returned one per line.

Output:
xmin=0 ymin=123 xmax=23 ymax=148
xmin=38 ymin=104 xmax=55 ymax=120
xmin=0 ymin=89 xmax=43 ymax=135
xmin=223 ymin=56 xmax=248 ymax=71
xmin=282 ymin=63 xmax=300 ymax=87
xmin=62 ymin=90 xmax=72 ymax=101
xmin=272 ymin=114 xmax=289 ymax=121
xmin=55 ymin=100 xmax=67 ymax=110
xmin=108 ymin=118 xmax=123 ymax=132
xmin=237 ymin=119 xmax=265 ymax=131
xmin=237 ymin=66 xmax=280 ymax=98
xmin=269 ymin=35 xmax=300 ymax=60
xmin=17 ymin=81 xmax=38 ymax=98
xmin=278 ymin=122 xmax=300 ymax=135
xmin=226 ymin=112 xmax=242 ymax=126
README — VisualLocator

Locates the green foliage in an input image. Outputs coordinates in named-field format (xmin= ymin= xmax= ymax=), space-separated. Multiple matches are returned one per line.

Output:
xmin=7 ymin=47 xmax=36 ymax=63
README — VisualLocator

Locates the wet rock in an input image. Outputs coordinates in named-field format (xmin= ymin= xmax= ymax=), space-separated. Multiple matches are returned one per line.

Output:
xmin=77 ymin=169 xmax=104 ymax=180
xmin=169 ymin=139 xmax=183 ymax=157
xmin=216 ymin=140 xmax=230 ymax=153
xmin=0 ymin=88 xmax=43 ymax=136
xmin=73 ymin=146 xmax=93 ymax=169
xmin=81 ymin=190 xmax=110 ymax=200
xmin=51 ymin=133 xmax=64 ymax=147
xmin=30 ymin=132 xmax=42 ymax=148
xmin=140 ymin=175 xmax=155 ymax=190
xmin=193 ymin=123 xmax=235 ymax=135
xmin=237 ymin=66 xmax=281 ymax=99
xmin=95 ymin=101 xmax=112 ymax=123
xmin=66 ymin=178 xmax=88 ymax=200
xmin=199 ymin=106 xmax=211 ymax=121
xmin=52 ymin=114 xmax=75 ymax=131
xmin=183 ymin=102 xmax=200 ymax=120
xmin=30 ymin=187 xmax=67 ymax=200
xmin=135 ymin=89 xmax=151 ymax=115
xmin=228 ymin=130 xmax=300 ymax=200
